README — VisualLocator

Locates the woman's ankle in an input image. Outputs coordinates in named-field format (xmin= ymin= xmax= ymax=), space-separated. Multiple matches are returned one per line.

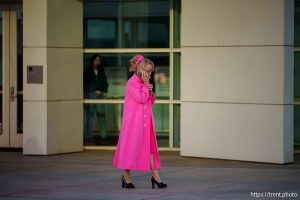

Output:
xmin=152 ymin=174 xmax=161 ymax=182
xmin=124 ymin=172 xmax=131 ymax=182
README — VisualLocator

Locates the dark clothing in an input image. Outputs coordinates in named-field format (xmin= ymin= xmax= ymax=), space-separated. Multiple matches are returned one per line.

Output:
xmin=84 ymin=67 xmax=109 ymax=95
xmin=83 ymin=67 xmax=109 ymax=140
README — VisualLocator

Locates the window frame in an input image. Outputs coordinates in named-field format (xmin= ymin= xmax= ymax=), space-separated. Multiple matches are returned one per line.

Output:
xmin=83 ymin=0 xmax=181 ymax=149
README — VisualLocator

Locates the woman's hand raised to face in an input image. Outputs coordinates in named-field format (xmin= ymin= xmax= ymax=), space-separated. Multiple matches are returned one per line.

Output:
xmin=146 ymin=83 xmax=153 ymax=92
xmin=141 ymin=71 xmax=150 ymax=83
xmin=141 ymin=70 xmax=153 ymax=94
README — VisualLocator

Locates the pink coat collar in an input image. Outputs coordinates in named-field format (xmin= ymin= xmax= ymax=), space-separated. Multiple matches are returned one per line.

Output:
xmin=132 ymin=73 xmax=144 ymax=84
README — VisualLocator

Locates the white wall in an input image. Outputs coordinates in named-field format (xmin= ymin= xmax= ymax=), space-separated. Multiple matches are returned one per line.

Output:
xmin=23 ymin=0 xmax=83 ymax=155
xmin=180 ymin=0 xmax=294 ymax=163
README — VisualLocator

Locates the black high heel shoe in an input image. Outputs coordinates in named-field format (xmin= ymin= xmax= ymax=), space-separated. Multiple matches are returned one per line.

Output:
xmin=151 ymin=176 xmax=167 ymax=189
xmin=121 ymin=175 xmax=135 ymax=188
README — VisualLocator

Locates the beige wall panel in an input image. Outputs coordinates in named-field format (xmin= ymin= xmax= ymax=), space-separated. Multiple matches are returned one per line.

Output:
xmin=47 ymin=100 xmax=83 ymax=154
xmin=23 ymin=47 xmax=47 ymax=101
xmin=181 ymin=46 xmax=293 ymax=104
xmin=180 ymin=102 xmax=293 ymax=163
xmin=47 ymin=0 xmax=83 ymax=48
xmin=47 ymin=48 xmax=83 ymax=101
xmin=23 ymin=0 xmax=47 ymax=47
xmin=23 ymin=101 xmax=47 ymax=155
xmin=181 ymin=0 xmax=293 ymax=46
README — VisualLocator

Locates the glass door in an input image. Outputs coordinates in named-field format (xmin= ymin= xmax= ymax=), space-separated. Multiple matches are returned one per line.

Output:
xmin=0 ymin=3 xmax=23 ymax=148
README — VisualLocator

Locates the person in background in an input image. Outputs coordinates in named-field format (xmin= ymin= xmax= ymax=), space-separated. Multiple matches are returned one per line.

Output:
xmin=84 ymin=54 xmax=109 ymax=145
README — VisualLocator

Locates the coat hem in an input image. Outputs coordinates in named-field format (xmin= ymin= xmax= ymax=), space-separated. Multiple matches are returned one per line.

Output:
xmin=113 ymin=165 xmax=162 ymax=171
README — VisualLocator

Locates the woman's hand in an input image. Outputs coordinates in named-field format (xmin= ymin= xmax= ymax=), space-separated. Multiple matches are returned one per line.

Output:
xmin=141 ymin=71 xmax=150 ymax=83
xmin=95 ymin=90 xmax=103 ymax=96
xmin=146 ymin=83 xmax=153 ymax=92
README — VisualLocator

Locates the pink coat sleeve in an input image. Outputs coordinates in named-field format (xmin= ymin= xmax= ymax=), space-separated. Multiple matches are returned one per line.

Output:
xmin=127 ymin=81 xmax=150 ymax=104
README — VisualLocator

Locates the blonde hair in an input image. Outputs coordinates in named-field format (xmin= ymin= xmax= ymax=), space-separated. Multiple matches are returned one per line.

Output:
xmin=129 ymin=55 xmax=154 ymax=73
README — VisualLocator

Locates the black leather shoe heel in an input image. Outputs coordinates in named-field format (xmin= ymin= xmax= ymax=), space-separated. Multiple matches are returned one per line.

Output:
xmin=121 ymin=175 xmax=135 ymax=188
xmin=151 ymin=176 xmax=167 ymax=189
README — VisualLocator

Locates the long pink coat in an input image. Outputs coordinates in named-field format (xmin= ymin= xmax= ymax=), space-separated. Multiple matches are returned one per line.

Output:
xmin=112 ymin=73 xmax=162 ymax=171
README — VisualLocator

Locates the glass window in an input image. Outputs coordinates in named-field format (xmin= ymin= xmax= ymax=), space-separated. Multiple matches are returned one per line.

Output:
xmin=83 ymin=103 xmax=169 ymax=147
xmin=173 ymin=104 xmax=180 ymax=147
xmin=153 ymin=104 xmax=169 ymax=147
xmin=84 ymin=104 xmax=123 ymax=146
xmin=83 ymin=53 xmax=170 ymax=100
xmin=173 ymin=53 xmax=180 ymax=100
xmin=83 ymin=0 xmax=170 ymax=48
xmin=173 ymin=0 xmax=181 ymax=48
xmin=83 ymin=0 xmax=181 ymax=148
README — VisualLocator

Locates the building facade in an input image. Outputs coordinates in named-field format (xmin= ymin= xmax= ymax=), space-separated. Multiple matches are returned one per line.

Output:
xmin=0 ymin=0 xmax=296 ymax=164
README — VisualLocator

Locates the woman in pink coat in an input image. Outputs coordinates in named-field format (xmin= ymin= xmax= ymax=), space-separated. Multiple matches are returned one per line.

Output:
xmin=113 ymin=55 xmax=167 ymax=189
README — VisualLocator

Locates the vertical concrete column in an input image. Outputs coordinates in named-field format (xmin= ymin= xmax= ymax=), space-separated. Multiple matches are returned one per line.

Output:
xmin=23 ymin=0 xmax=83 ymax=154
xmin=180 ymin=0 xmax=294 ymax=163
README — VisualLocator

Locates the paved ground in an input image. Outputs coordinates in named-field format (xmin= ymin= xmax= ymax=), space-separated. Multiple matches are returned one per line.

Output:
xmin=0 ymin=150 xmax=299 ymax=200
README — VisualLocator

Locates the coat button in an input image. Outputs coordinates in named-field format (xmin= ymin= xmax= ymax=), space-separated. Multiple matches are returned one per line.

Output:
xmin=144 ymin=115 xmax=147 ymax=117
xmin=144 ymin=124 xmax=146 ymax=127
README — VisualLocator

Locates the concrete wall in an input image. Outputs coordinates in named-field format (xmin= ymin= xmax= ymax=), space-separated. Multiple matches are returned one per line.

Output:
xmin=23 ymin=0 xmax=83 ymax=154
xmin=180 ymin=0 xmax=294 ymax=163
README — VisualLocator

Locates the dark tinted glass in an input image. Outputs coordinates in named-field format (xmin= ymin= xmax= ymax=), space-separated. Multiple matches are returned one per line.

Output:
xmin=83 ymin=0 xmax=170 ymax=48
xmin=83 ymin=53 xmax=170 ymax=99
